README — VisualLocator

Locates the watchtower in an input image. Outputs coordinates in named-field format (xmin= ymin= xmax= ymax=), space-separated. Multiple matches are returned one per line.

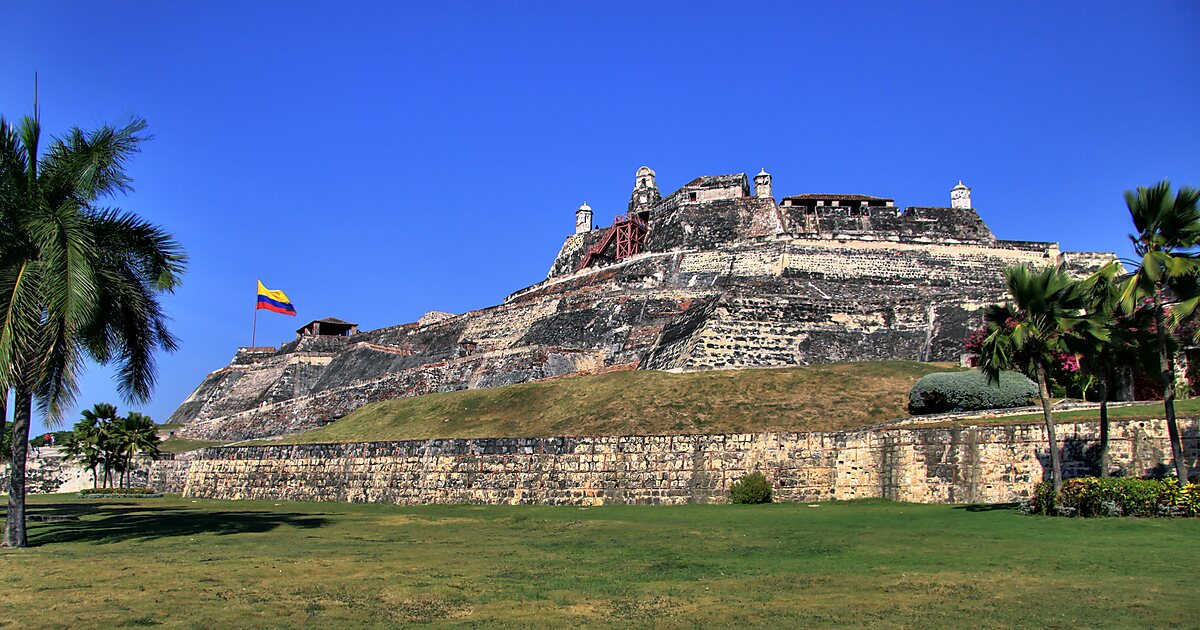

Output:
xmin=575 ymin=202 xmax=593 ymax=234
xmin=951 ymin=180 xmax=972 ymax=209
xmin=754 ymin=169 xmax=773 ymax=200
xmin=628 ymin=166 xmax=661 ymax=214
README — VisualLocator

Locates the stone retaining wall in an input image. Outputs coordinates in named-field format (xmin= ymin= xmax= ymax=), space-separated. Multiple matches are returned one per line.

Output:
xmin=153 ymin=419 xmax=1199 ymax=506
xmin=2 ymin=448 xmax=163 ymax=495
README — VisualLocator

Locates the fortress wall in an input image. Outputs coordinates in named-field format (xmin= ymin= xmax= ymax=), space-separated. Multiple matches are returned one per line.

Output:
xmin=778 ymin=240 xmax=1063 ymax=284
xmin=3 ymin=449 xmax=162 ymax=495
xmin=154 ymin=419 xmax=1198 ymax=505
xmin=646 ymin=295 xmax=982 ymax=369
xmin=458 ymin=298 xmax=563 ymax=348
xmin=674 ymin=239 xmax=1088 ymax=287
xmin=175 ymin=347 xmax=611 ymax=441
xmin=166 ymin=358 xmax=292 ymax=425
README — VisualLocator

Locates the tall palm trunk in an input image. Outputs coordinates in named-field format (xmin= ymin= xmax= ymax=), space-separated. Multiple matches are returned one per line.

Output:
xmin=1152 ymin=294 xmax=1189 ymax=486
xmin=1035 ymin=361 xmax=1063 ymax=493
xmin=0 ymin=388 xmax=7 ymax=461
xmin=4 ymin=387 xmax=34 ymax=548
xmin=1097 ymin=378 xmax=1110 ymax=477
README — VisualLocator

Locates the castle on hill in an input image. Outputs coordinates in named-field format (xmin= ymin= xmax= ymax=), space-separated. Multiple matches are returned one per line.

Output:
xmin=169 ymin=167 xmax=1116 ymax=441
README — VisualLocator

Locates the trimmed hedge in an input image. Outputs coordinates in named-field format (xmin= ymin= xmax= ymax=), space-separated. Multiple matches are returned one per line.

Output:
xmin=729 ymin=472 xmax=773 ymax=504
xmin=78 ymin=487 xmax=157 ymax=497
xmin=907 ymin=370 xmax=1037 ymax=415
xmin=1026 ymin=477 xmax=1200 ymax=517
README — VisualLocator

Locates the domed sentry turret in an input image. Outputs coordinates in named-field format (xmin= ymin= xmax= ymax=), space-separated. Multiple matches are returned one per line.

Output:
xmin=951 ymin=180 xmax=972 ymax=209
xmin=575 ymin=202 xmax=593 ymax=234
xmin=628 ymin=166 xmax=661 ymax=214
xmin=754 ymin=168 xmax=773 ymax=200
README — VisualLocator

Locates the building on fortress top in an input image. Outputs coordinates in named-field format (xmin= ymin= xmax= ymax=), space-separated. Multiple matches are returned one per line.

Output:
xmin=782 ymin=194 xmax=896 ymax=211
xmin=296 ymin=317 xmax=358 ymax=338
xmin=551 ymin=166 xmax=1000 ymax=278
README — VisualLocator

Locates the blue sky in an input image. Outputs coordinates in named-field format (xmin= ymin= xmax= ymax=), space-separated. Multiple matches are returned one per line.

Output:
xmin=3 ymin=1 xmax=1198 ymax=435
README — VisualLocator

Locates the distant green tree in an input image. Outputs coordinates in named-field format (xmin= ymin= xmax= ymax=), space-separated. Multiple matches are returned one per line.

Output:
xmin=112 ymin=411 xmax=159 ymax=488
xmin=28 ymin=430 xmax=71 ymax=447
xmin=73 ymin=403 xmax=119 ymax=487
xmin=977 ymin=264 xmax=1107 ymax=492
xmin=1120 ymin=180 xmax=1200 ymax=486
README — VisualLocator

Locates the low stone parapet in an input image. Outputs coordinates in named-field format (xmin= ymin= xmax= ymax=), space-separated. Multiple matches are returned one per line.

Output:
xmin=150 ymin=418 xmax=1199 ymax=506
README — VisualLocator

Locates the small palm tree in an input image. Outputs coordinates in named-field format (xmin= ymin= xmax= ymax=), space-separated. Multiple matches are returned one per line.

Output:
xmin=977 ymin=264 xmax=1107 ymax=492
xmin=77 ymin=403 xmax=119 ymax=487
xmin=112 ymin=411 xmax=159 ymax=488
xmin=1120 ymin=180 xmax=1200 ymax=485
xmin=1076 ymin=262 xmax=1159 ymax=476
xmin=0 ymin=109 xmax=185 ymax=547
xmin=63 ymin=417 xmax=104 ymax=488
xmin=123 ymin=412 xmax=159 ymax=487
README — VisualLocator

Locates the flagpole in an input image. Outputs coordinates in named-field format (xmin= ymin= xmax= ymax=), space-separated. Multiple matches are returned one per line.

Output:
xmin=251 ymin=290 xmax=259 ymax=347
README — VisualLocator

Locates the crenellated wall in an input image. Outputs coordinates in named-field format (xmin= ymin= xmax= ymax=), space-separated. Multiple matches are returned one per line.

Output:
xmin=152 ymin=419 xmax=1198 ymax=506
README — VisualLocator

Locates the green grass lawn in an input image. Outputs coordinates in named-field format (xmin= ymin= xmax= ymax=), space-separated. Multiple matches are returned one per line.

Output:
xmin=926 ymin=397 xmax=1200 ymax=428
xmin=262 ymin=361 xmax=958 ymax=444
xmin=158 ymin=438 xmax=229 ymax=453
xmin=1 ymin=495 xmax=1196 ymax=628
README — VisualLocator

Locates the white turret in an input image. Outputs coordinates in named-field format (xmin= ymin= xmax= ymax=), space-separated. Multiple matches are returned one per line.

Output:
xmin=575 ymin=202 xmax=593 ymax=234
xmin=628 ymin=166 xmax=662 ymax=214
xmin=754 ymin=168 xmax=773 ymax=200
xmin=951 ymin=180 xmax=972 ymax=209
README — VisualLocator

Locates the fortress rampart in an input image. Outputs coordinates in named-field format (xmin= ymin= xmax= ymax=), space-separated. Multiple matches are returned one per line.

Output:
xmin=169 ymin=167 xmax=1118 ymax=441
xmin=151 ymin=418 xmax=1198 ymax=506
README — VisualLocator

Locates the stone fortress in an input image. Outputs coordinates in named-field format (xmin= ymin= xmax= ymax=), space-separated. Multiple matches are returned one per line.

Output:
xmin=170 ymin=167 xmax=1118 ymax=442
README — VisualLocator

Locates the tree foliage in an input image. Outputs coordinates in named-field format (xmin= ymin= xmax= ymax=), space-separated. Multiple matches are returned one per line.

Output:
xmin=62 ymin=403 xmax=160 ymax=489
xmin=1120 ymin=180 xmax=1200 ymax=485
xmin=975 ymin=264 xmax=1107 ymax=492
xmin=0 ymin=109 xmax=185 ymax=547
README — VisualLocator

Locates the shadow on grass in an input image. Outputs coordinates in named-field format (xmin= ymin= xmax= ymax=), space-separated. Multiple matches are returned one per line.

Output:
xmin=954 ymin=503 xmax=1019 ymax=512
xmin=18 ymin=501 xmax=328 ymax=547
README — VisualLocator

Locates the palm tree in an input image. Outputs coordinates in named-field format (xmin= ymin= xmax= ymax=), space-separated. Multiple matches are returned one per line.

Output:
xmin=64 ymin=411 xmax=106 ymax=488
xmin=1120 ymin=180 xmax=1200 ymax=486
xmin=976 ymin=264 xmax=1107 ymax=493
xmin=0 ymin=110 xmax=185 ymax=547
xmin=79 ymin=403 xmax=120 ymax=487
xmin=0 ymin=387 xmax=7 ymax=463
xmin=1077 ymin=262 xmax=1159 ymax=476
xmin=113 ymin=411 xmax=160 ymax=487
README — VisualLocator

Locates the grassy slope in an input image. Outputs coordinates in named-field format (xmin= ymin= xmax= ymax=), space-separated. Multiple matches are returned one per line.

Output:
xmin=2 ymin=495 xmax=1196 ymax=628
xmin=269 ymin=361 xmax=957 ymax=444
xmin=159 ymin=438 xmax=229 ymax=453
xmin=961 ymin=397 xmax=1200 ymax=425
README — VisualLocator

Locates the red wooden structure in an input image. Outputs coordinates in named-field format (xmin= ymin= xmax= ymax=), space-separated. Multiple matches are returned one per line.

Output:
xmin=578 ymin=212 xmax=649 ymax=271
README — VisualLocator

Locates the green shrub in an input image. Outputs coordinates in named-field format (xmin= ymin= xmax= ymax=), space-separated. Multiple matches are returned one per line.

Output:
xmin=79 ymin=487 xmax=157 ymax=497
xmin=1026 ymin=477 xmax=1200 ymax=517
xmin=907 ymin=370 xmax=1037 ymax=415
xmin=729 ymin=472 xmax=773 ymax=504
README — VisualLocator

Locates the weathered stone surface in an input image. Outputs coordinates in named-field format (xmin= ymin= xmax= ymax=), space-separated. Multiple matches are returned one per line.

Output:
xmin=151 ymin=419 xmax=1198 ymax=506
xmin=2 ymin=448 xmax=162 ymax=494
xmin=169 ymin=168 xmax=1117 ymax=441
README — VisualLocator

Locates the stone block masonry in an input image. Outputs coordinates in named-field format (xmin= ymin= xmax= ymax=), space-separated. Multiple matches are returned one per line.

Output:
xmin=153 ymin=418 xmax=1198 ymax=506
xmin=168 ymin=166 xmax=1119 ymax=441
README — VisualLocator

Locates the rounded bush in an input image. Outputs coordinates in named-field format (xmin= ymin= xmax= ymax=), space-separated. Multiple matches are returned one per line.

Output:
xmin=1026 ymin=478 xmax=1200 ymax=517
xmin=729 ymin=472 xmax=773 ymax=504
xmin=908 ymin=370 xmax=1037 ymax=415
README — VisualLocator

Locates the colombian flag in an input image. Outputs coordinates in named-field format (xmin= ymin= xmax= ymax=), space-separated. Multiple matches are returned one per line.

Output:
xmin=256 ymin=280 xmax=296 ymax=316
